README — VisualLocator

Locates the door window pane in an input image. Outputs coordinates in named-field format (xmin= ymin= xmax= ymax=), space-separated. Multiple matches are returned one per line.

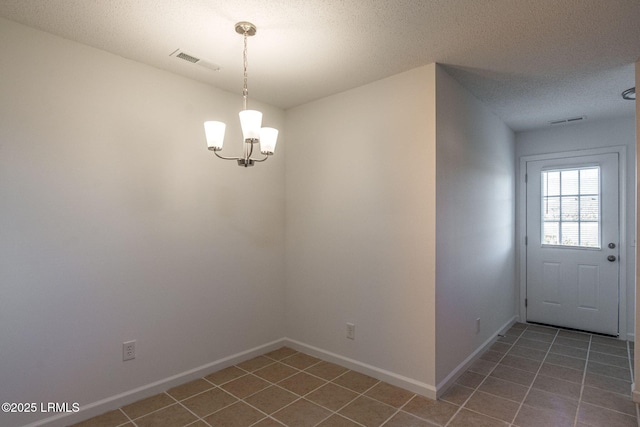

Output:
xmin=561 ymin=197 xmax=579 ymax=221
xmin=541 ymin=167 xmax=600 ymax=248
xmin=544 ymin=171 xmax=561 ymax=196
xmin=580 ymin=196 xmax=599 ymax=221
xmin=580 ymin=169 xmax=599 ymax=194
xmin=561 ymin=169 xmax=579 ymax=195
xmin=543 ymin=222 xmax=559 ymax=245
xmin=543 ymin=197 xmax=560 ymax=221
xmin=561 ymin=222 xmax=579 ymax=246
xmin=581 ymin=223 xmax=599 ymax=248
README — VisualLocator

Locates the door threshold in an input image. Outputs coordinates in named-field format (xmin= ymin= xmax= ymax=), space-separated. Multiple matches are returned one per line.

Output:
xmin=526 ymin=321 xmax=619 ymax=339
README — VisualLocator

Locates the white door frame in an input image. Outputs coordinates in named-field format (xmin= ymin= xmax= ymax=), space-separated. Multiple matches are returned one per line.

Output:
xmin=518 ymin=146 xmax=627 ymax=338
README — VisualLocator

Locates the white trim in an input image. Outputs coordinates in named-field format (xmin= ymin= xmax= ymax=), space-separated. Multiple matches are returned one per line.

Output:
xmin=518 ymin=146 xmax=628 ymax=339
xmin=435 ymin=316 xmax=517 ymax=397
xmin=284 ymin=338 xmax=437 ymax=399
xmin=22 ymin=339 xmax=287 ymax=427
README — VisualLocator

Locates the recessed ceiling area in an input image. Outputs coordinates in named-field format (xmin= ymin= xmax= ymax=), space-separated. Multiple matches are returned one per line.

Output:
xmin=0 ymin=0 xmax=638 ymax=131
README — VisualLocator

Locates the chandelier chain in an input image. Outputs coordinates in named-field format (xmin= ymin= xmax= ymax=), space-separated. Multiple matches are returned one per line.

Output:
xmin=243 ymin=30 xmax=249 ymax=111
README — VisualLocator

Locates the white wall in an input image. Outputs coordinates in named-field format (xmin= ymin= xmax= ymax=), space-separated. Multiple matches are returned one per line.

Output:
xmin=516 ymin=116 xmax=636 ymax=340
xmin=434 ymin=66 xmax=517 ymax=385
xmin=285 ymin=65 xmax=438 ymax=392
xmin=0 ymin=18 xmax=285 ymax=427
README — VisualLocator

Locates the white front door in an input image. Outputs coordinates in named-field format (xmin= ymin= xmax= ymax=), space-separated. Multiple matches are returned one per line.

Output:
xmin=526 ymin=153 xmax=620 ymax=335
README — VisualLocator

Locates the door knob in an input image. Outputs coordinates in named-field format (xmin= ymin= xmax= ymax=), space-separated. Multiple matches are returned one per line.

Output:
xmin=607 ymin=255 xmax=617 ymax=262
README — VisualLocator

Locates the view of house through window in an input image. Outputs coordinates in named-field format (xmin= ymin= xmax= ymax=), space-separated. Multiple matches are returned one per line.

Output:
xmin=541 ymin=167 xmax=600 ymax=248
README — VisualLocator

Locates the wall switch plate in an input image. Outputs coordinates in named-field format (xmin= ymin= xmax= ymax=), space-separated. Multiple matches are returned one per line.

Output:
xmin=346 ymin=323 xmax=355 ymax=340
xmin=123 ymin=340 xmax=136 ymax=361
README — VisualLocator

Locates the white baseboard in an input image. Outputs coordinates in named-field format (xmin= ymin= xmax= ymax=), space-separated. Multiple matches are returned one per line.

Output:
xmin=23 ymin=339 xmax=287 ymax=427
xmin=284 ymin=338 xmax=437 ymax=399
xmin=434 ymin=315 xmax=518 ymax=398
xmin=22 ymin=318 xmax=524 ymax=427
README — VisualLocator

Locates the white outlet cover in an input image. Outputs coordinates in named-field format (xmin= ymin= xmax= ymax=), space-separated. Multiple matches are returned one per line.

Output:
xmin=123 ymin=340 xmax=136 ymax=361
xmin=346 ymin=323 xmax=355 ymax=340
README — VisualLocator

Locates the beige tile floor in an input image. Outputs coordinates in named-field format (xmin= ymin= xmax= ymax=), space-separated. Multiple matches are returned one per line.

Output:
xmin=71 ymin=323 xmax=638 ymax=427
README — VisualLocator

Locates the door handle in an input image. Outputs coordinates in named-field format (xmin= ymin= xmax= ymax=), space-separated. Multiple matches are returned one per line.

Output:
xmin=607 ymin=255 xmax=617 ymax=262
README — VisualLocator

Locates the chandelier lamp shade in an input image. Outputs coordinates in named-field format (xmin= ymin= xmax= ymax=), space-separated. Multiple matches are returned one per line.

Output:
xmin=204 ymin=21 xmax=278 ymax=167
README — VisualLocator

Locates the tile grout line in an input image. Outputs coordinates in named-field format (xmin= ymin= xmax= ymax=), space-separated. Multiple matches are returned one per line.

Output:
xmin=310 ymin=373 xmax=381 ymax=427
xmin=630 ymin=341 xmax=640 ymax=427
xmin=222 ymin=387 xmax=279 ymax=426
xmin=234 ymin=350 xmax=310 ymax=426
xmin=228 ymin=366 xmax=377 ymax=427
xmin=508 ymin=326 xmax=561 ymax=426
xmin=284 ymin=364 xmax=406 ymax=426
xmin=191 ymin=371 xmax=270 ymax=424
xmin=627 ymin=340 xmax=637 ymax=398
xmin=119 ymin=392 xmax=177 ymax=425
xmin=175 ymin=397 xmax=215 ymax=427
xmin=248 ymin=416 xmax=287 ymax=427
xmin=375 ymin=385 xmax=433 ymax=427
xmin=378 ymin=396 xmax=418 ymax=427
xmin=443 ymin=324 xmax=528 ymax=427
xmin=627 ymin=340 xmax=634 ymax=378
xmin=309 ymin=368 xmax=362 ymax=426
xmin=119 ymin=390 xmax=205 ymax=427
xmin=572 ymin=337 xmax=640 ymax=423
xmin=166 ymin=391 xmax=210 ymax=427
xmin=143 ymin=374 xmax=305 ymax=427
xmin=117 ymin=408 xmax=136 ymax=427
xmin=186 ymin=418 xmax=211 ymax=427
xmin=572 ymin=333 xmax=592 ymax=427
xmin=168 ymin=377 xmax=225 ymax=427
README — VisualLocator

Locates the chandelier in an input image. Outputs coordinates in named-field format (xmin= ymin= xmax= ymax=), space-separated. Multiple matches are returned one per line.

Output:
xmin=204 ymin=22 xmax=278 ymax=167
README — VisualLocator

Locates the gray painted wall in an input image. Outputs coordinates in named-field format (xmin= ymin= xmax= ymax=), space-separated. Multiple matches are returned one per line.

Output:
xmin=435 ymin=66 xmax=517 ymax=385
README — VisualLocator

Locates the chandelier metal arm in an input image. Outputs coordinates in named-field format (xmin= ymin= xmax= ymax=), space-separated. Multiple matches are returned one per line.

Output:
xmin=213 ymin=151 xmax=242 ymax=161
xmin=251 ymin=154 xmax=270 ymax=162
xmin=246 ymin=138 xmax=255 ymax=160
xmin=245 ymin=141 xmax=269 ymax=162
xmin=213 ymin=139 xmax=270 ymax=163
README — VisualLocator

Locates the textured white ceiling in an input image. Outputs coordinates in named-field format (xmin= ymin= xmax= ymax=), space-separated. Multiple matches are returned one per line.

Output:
xmin=0 ymin=0 xmax=638 ymax=131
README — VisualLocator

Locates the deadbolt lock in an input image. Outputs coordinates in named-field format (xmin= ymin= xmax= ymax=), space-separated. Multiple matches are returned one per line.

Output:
xmin=608 ymin=243 xmax=616 ymax=249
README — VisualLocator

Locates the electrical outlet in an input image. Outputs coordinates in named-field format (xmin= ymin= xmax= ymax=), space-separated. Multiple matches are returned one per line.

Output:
xmin=346 ymin=323 xmax=355 ymax=340
xmin=123 ymin=340 xmax=136 ymax=361
xmin=476 ymin=318 xmax=481 ymax=334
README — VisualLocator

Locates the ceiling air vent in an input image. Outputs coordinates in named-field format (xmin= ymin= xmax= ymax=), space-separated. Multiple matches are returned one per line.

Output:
xmin=169 ymin=49 xmax=221 ymax=71
xmin=176 ymin=52 xmax=199 ymax=63
xmin=549 ymin=116 xmax=586 ymax=126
